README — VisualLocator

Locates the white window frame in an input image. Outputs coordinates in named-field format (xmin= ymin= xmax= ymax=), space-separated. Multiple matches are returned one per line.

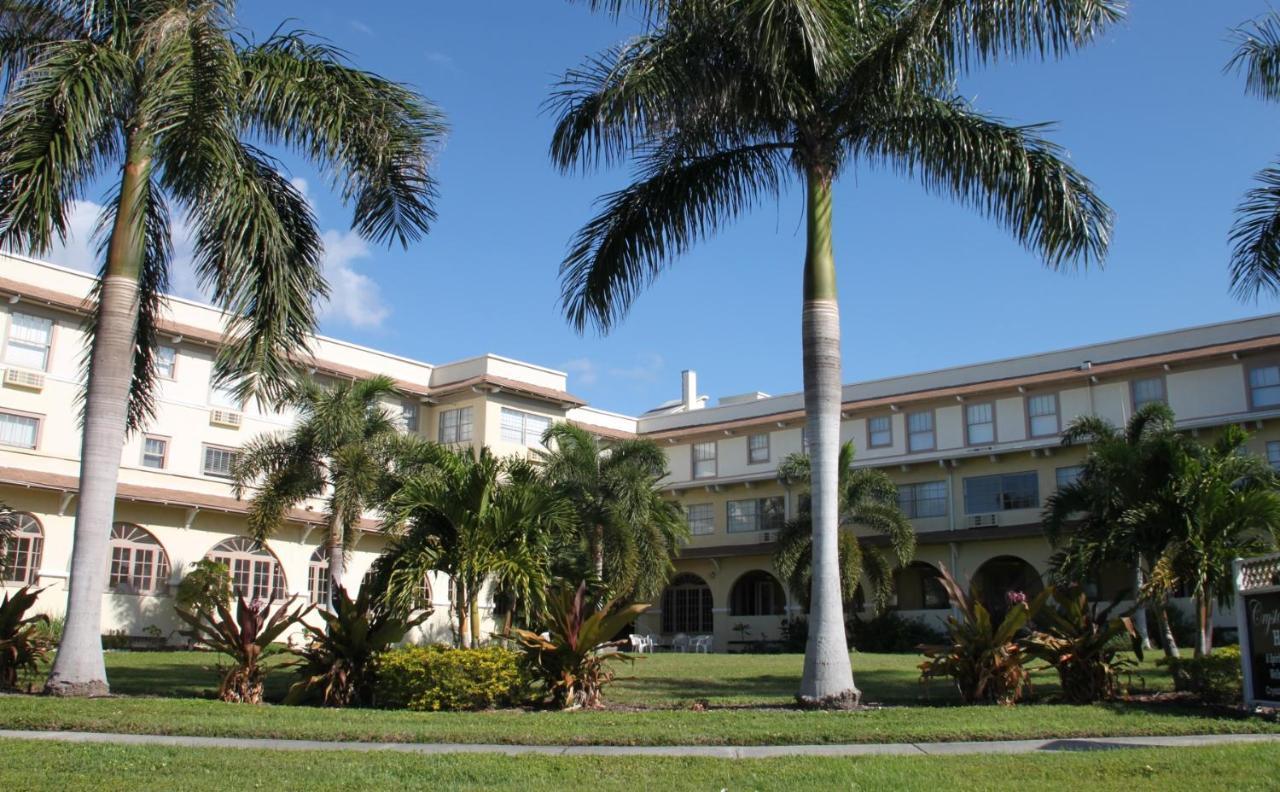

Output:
xmin=747 ymin=433 xmax=770 ymax=464
xmin=500 ymin=407 xmax=551 ymax=448
xmin=399 ymin=399 xmax=419 ymax=433
xmin=155 ymin=346 xmax=177 ymax=380
xmin=141 ymin=435 xmax=168 ymax=469
xmin=202 ymin=444 xmax=239 ymax=479
xmin=0 ymin=410 xmax=40 ymax=450
xmin=1026 ymin=393 xmax=1060 ymax=438
xmin=907 ymin=410 xmax=935 ymax=453
xmin=108 ymin=522 xmax=171 ymax=595
xmin=965 ymin=402 xmax=995 ymax=446
xmin=867 ymin=415 xmax=892 ymax=448
xmin=3 ymin=311 xmax=53 ymax=371
xmin=691 ymin=441 xmax=717 ymax=479
xmin=437 ymin=406 xmax=474 ymax=444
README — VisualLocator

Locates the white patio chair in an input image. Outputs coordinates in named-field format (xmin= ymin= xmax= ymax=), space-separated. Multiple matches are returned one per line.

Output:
xmin=641 ymin=634 xmax=657 ymax=653
xmin=692 ymin=634 xmax=713 ymax=653
xmin=672 ymin=633 xmax=690 ymax=652
xmin=629 ymin=633 xmax=648 ymax=653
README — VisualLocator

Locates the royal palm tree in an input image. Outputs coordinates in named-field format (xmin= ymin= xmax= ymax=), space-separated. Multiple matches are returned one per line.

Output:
xmin=1043 ymin=404 xmax=1188 ymax=658
xmin=773 ymin=443 xmax=915 ymax=620
xmin=554 ymin=0 xmax=1117 ymax=704
xmin=0 ymin=0 xmax=443 ymax=696
xmin=539 ymin=422 xmax=686 ymax=602
xmin=1227 ymin=11 xmax=1280 ymax=296
xmin=232 ymin=375 xmax=402 ymax=596
xmin=1154 ymin=425 xmax=1280 ymax=657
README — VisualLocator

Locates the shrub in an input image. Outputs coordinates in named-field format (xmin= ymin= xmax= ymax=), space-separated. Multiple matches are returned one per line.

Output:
xmin=287 ymin=585 xmax=430 ymax=707
xmin=511 ymin=581 xmax=648 ymax=709
xmin=1162 ymin=646 xmax=1243 ymax=704
xmin=176 ymin=597 xmax=309 ymax=703
xmin=779 ymin=616 xmax=809 ymax=652
xmin=1022 ymin=586 xmax=1141 ymax=703
xmin=849 ymin=611 xmax=946 ymax=653
xmin=0 ymin=586 xmax=51 ymax=691
xmin=919 ymin=564 xmax=1048 ymax=705
xmin=176 ymin=559 xmax=233 ymax=616
xmin=376 ymin=645 xmax=528 ymax=711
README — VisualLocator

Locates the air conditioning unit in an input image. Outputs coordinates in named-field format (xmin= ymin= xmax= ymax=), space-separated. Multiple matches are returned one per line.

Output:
xmin=967 ymin=513 xmax=1000 ymax=529
xmin=3 ymin=368 xmax=44 ymax=391
xmin=209 ymin=408 xmax=243 ymax=429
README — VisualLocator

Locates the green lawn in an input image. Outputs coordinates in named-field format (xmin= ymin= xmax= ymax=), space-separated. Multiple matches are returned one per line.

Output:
xmin=1 ymin=650 xmax=1269 ymax=747
xmin=2 ymin=739 xmax=1278 ymax=791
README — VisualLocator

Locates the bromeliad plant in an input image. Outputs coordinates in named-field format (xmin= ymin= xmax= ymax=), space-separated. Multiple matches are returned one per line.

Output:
xmin=1022 ymin=586 xmax=1142 ymax=704
xmin=919 ymin=564 xmax=1049 ymax=705
xmin=176 ymin=596 xmax=309 ymax=703
xmin=511 ymin=581 xmax=648 ymax=710
xmin=0 ymin=586 xmax=51 ymax=691
xmin=286 ymin=585 xmax=430 ymax=708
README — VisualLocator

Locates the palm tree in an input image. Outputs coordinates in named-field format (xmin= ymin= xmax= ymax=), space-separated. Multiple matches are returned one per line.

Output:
xmin=374 ymin=445 xmax=573 ymax=647
xmin=773 ymin=443 xmax=915 ymax=621
xmin=1043 ymin=404 xmax=1188 ymax=658
xmin=1227 ymin=11 xmax=1280 ymax=296
xmin=0 ymin=1 xmax=444 ymax=697
xmin=538 ymin=423 xmax=687 ymax=602
xmin=1154 ymin=425 xmax=1280 ymax=657
xmin=553 ymin=0 xmax=1117 ymax=705
xmin=232 ymin=375 xmax=401 ymax=596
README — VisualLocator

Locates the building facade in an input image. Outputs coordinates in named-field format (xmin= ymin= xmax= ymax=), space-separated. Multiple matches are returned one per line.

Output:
xmin=1 ymin=253 xmax=1278 ymax=650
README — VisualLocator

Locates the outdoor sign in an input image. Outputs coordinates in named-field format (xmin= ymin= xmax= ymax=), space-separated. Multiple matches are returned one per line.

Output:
xmin=1233 ymin=554 xmax=1280 ymax=708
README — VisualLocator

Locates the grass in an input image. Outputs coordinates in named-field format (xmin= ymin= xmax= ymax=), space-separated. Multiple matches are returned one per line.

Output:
xmin=2 ymin=739 xmax=1279 ymax=791
xmin=1 ymin=650 xmax=1271 ymax=747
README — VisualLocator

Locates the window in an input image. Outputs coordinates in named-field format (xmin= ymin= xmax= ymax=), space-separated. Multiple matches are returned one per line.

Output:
xmin=895 ymin=562 xmax=949 ymax=610
xmin=1027 ymin=394 xmax=1059 ymax=437
xmin=438 ymin=406 xmax=473 ymax=444
xmin=897 ymin=481 xmax=948 ymax=518
xmin=156 ymin=346 xmax=176 ymax=379
xmin=202 ymin=445 xmax=239 ymax=478
xmin=1268 ymin=441 xmax=1280 ymax=471
xmin=661 ymin=573 xmax=713 ymax=633
xmin=108 ymin=523 xmax=171 ymax=595
xmin=1131 ymin=377 xmax=1165 ymax=411
xmin=141 ymin=436 xmax=167 ymax=469
xmin=686 ymin=503 xmax=714 ymax=536
xmin=500 ymin=407 xmax=551 ymax=447
xmin=867 ymin=415 xmax=892 ymax=448
xmin=308 ymin=546 xmax=331 ymax=607
xmin=726 ymin=496 xmax=785 ymax=533
xmin=399 ymin=399 xmax=419 ymax=433
xmin=1249 ymin=365 xmax=1280 ymax=409
xmin=730 ymin=571 xmax=786 ymax=616
xmin=0 ymin=411 xmax=38 ymax=449
xmin=209 ymin=381 xmax=242 ymax=410
xmin=1055 ymin=465 xmax=1085 ymax=489
xmin=748 ymin=433 xmax=770 ymax=464
xmin=1 ymin=513 xmax=42 ymax=584
xmin=963 ymin=471 xmax=1040 ymax=514
xmin=206 ymin=537 xmax=286 ymax=603
xmin=907 ymin=411 xmax=935 ymax=452
xmin=692 ymin=441 xmax=717 ymax=479
xmin=965 ymin=403 xmax=995 ymax=445
xmin=3 ymin=312 xmax=52 ymax=370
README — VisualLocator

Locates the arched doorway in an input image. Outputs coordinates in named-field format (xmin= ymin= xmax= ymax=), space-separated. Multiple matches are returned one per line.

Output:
xmin=972 ymin=555 xmax=1043 ymax=618
xmin=729 ymin=570 xmax=786 ymax=616
xmin=661 ymin=573 xmax=713 ymax=634
xmin=894 ymin=561 xmax=948 ymax=610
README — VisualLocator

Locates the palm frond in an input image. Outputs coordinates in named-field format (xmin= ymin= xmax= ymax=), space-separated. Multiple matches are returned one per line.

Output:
xmin=1228 ymin=11 xmax=1280 ymax=102
xmin=1228 ymin=162 xmax=1280 ymax=300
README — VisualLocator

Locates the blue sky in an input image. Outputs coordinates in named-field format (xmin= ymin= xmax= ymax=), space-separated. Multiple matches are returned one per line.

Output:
xmin=46 ymin=1 xmax=1280 ymax=416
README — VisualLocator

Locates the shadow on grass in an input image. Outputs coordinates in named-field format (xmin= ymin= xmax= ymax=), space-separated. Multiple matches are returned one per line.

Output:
xmin=103 ymin=654 xmax=293 ymax=702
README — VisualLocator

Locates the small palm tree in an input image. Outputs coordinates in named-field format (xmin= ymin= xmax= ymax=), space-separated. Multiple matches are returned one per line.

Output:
xmin=554 ymin=0 xmax=1117 ymax=705
xmin=0 ymin=1 xmax=444 ymax=696
xmin=774 ymin=443 xmax=915 ymax=618
xmin=1043 ymin=404 xmax=1187 ymax=658
xmin=1227 ymin=11 xmax=1280 ymax=296
xmin=233 ymin=375 xmax=402 ymax=595
xmin=538 ymin=423 xmax=687 ymax=602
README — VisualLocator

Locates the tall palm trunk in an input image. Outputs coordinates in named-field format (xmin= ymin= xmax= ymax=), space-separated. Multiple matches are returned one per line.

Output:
xmin=457 ymin=581 xmax=471 ymax=649
xmin=1132 ymin=559 xmax=1150 ymax=649
xmin=1194 ymin=582 xmax=1213 ymax=658
xmin=592 ymin=523 xmax=604 ymax=579
xmin=1155 ymin=601 xmax=1181 ymax=660
xmin=327 ymin=515 xmax=345 ymax=597
xmin=45 ymin=134 xmax=152 ymax=696
xmin=470 ymin=590 xmax=481 ymax=647
xmin=797 ymin=165 xmax=857 ymax=706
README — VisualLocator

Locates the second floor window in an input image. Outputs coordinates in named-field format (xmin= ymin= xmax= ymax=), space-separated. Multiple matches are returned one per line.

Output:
xmin=500 ymin=407 xmax=550 ymax=447
xmin=0 ymin=411 xmax=38 ymax=449
xmin=1249 ymin=365 xmax=1280 ymax=409
xmin=4 ymin=312 xmax=52 ymax=370
xmin=141 ymin=436 xmax=168 ymax=469
xmin=897 ymin=481 xmax=948 ymax=518
xmin=438 ymin=406 xmax=473 ymax=444
xmin=748 ymin=433 xmax=769 ymax=464
xmin=156 ymin=346 xmax=176 ymax=379
xmin=686 ymin=503 xmax=714 ymax=535
xmin=1055 ymin=465 xmax=1085 ymax=489
xmin=867 ymin=415 xmax=892 ymax=448
xmin=203 ymin=445 xmax=239 ymax=478
xmin=1132 ymin=377 xmax=1165 ymax=411
xmin=966 ymin=403 xmax=995 ymax=445
xmin=963 ymin=471 xmax=1039 ymax=514
xmin=907 ymin=411 xmax=935 ymax=452
xmin=1027 ymin=394 xmax=1059 ymax=437
xmin=399 ymin=399 xmax=419 ymax=432
xmin=726 ymin=496 xmax=785 ymax=533
xmin=692 ymin=441 xmax=717 ymax=478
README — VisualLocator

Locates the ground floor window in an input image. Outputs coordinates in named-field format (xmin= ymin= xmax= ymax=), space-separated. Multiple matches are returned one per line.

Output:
xmin=207 ymin=537 xmax=287 ymax=603
xmin=729 ymin=570 xmax=786 ymax=616
xmin=1 ymin=512 xmax=42 ymax=584
xmin=108 ymin=523 xmax=171 ymax=595
xmin=661 ymin=573 xmax=713 ymax=633
xmin=308 ymin=546 xmax=330 ymax=607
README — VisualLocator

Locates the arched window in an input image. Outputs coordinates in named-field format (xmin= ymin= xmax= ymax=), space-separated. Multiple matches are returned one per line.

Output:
xmin=2 ymin=512 xmax=42 ymax=584
xmin=108 ymin=523 xmax=171 ymax=595
xmin=206 ymin=537 xmax=287 ymax=603
xmin=308 ymin=546 xmax=330 ymax=606
xmin=729 ymin=570 xmax=786 ymax=616
xmin=894 ymin=562 xmax=949 ymax=610
xmin=661 ymin=573 xmax=713 ymax=633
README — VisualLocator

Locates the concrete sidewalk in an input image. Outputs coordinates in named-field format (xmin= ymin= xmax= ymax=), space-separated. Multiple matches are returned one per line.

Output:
xmin=1 ymin=729 xmax=1277 ymax=758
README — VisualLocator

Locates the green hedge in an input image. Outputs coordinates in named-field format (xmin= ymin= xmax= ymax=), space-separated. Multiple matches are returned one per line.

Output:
xmin=1162 ymin=646 xmax=1243 ymax=704
xmin=375 ymin=645 xmax=529 ymax=711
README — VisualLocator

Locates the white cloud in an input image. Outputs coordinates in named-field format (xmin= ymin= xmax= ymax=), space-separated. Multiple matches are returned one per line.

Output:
xmin=561 ymin=357 xmax=600 ymax=387
xmin=424 ymin=50 xmax=457 ymax=71
xmin=349 ymin=19 xmax=373 ymax=36
xmin=610 ymin=352 xmax=664 ymax=382
xmin=318 ymin=229 xmax=389 ymax=329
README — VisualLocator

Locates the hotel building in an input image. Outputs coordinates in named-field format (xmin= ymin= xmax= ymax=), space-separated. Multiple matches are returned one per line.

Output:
xmin=1 ymin=253 xmax=1277 ymax=649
